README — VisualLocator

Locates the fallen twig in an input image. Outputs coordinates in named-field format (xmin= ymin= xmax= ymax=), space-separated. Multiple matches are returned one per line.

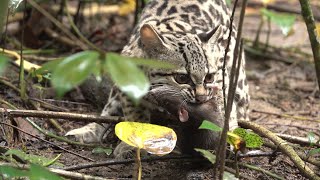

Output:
xmin=238 ymin=162 xmax=285 ymax=180
xmin=247 ymin=1 xmax=320 ymax=21
xmin=276 ymin=133 xmax=320 ymax=148
xmin=252 ymin=109 xmax=320 ymax=122
xmin=239 ymin=120 xmax=320 ymax=180
xmin=26 ymin=0 xmax=88 ymax=50
xmin=63 ymin=155 xmax=196 ymax=171
xmin=0 ymin=122 xmax=94 ymax=161
xmin=0 ymin=108 xmax=123 ymax=124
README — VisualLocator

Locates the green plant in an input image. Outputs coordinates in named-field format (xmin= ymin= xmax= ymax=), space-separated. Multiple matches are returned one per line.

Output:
xmin=36 ymin=51 xmax=173 ymax=102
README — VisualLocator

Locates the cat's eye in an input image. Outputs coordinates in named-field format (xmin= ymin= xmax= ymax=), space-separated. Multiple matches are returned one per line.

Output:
xmin=174 ymin=74 xmax=190 ymax=84
xmin=205 ymin=73 xmax=215 ymax=83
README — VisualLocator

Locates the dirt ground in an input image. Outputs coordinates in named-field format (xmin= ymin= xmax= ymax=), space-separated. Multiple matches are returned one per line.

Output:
xmin=0 ymin=0 xmax=319 ymax=179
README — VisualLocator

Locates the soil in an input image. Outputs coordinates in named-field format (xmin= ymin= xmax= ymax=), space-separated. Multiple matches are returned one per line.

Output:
xmin=0 ymin=0 xmax=319 ymax=179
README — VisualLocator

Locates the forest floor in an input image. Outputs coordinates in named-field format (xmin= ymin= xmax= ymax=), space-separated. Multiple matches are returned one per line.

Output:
xmin=0 ymin=0 xmax=319 ymax=179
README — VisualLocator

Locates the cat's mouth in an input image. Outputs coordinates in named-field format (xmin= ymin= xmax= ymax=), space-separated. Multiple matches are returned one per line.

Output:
xmin=178 ymin=106 xmax=189 ymax=122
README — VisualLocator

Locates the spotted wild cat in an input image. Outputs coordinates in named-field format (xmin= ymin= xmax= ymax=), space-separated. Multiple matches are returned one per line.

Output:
xmin=66 ymin=0 xmax=250 ymax=158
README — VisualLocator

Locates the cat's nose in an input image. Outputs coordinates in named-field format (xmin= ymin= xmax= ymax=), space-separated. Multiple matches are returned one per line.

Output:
xmin=195 ymin=95 xmax=207 ymax=103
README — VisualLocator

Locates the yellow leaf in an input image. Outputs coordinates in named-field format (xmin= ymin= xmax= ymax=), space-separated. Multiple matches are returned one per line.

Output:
xmin=119 ymin=0 xmax=136 ymax=16
xmin=315 ymin=23 xmax=320 ymax=43
xmin=227 ymin=132 xmax=246 ymax=152
xmin=115 ymin=122 xmax=177 ymax=155
xmin=261 ymin=0 xmax=275 ymax=5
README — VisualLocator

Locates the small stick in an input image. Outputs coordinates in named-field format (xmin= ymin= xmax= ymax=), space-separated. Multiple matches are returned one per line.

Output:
xmin=252 ymin=109 xmax=320 ymax=122
xmin=0 ymin=122 xmax=94 ymax=162
xmin=239 ymin=120 xmax=320 ymax=180
xmin=299 ymin=0 xmax=320 ymax=90
xmin=0 ymin=108 xmax=123 ymax=124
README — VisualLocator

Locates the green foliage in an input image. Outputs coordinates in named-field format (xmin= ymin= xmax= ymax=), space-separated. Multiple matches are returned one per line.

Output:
xmin=105 ymin=53 xmax=150 ymax=104
xmin=194 ymin=148 xmax=216 ymax=164
xmin=0 ymin=54 xmax=9 ymax=75
xmin=198 ymin=120 xmax=222 ymax=132
xmin=52 ymin=51 xmax=99 ymax=97
xmin=233 ymin=128 xmax=263 ymax=148
xmin=0 ymin=165 xmax=29 ymax=178
xmin=4 ymin=149 xmax=63 ymax=167
xmin=0 ymin=0 xmax=9 ymax=33
xmin=37 ymin=51 xmax=174 ymax=103
xmin=308 ymin=148 xmax=320 ymax=157
xmin=225 ymin=0 xmax=231 ymax=6
xmin=92 ymin=147 xmax=113 ymax=156
xmin=0 ymin=164 xmax=63 ymax=180
xmin=9 ymin=0 xmax=23 ymax=11
xmin=307 ymin=132 xmax=318 ymax=146
xmin=261 ymin=8 xmax=296 ymax=36
xmin=223 ymin=171 xmax=238 ymax=180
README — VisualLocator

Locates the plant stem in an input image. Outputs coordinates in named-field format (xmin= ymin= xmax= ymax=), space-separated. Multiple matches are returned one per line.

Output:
xmin=253 ymin=16 xmax=264 ymax=48
xmin=64 ymin=0 xmax=104 ymax=54
xmin=0 ymin=0 xmax=9 ymax=33
xmin=19 ymin=1 xmax=26 ymax=101
xmin=136 ymin=148 xmax=142 ymax=180
xmin=299 ymin=0 xmax=320 ymax=90
xmin=217 ymin=0 xmax=247 ymax=179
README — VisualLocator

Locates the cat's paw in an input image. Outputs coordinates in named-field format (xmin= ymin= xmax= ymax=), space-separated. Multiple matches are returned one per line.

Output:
xmin=113 ymin=142 xmax=148 ymax=159
xmin=113 ymin=142 xmax=136 ymax=159
xmin=65 ymin=123 xmax=105 ymax=143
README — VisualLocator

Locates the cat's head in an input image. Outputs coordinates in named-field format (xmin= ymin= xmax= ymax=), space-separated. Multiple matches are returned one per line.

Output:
xmin=140 ymin=23 xmax=224 ymax=104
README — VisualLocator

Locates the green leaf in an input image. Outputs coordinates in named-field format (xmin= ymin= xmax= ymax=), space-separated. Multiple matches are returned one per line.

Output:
xmin=92 ymin=147 xmax=113 ymax=156
xmin=225 ymin=0 xmax=231 ymax=6
xmin=194 ymin=148 xmax=216 ymax=164
xmin=232 ymin=128 xmax=247 ymax=139
xmin=308 ymin=148 xmax=320 ymax=157
xmin=243 ymin=131 xmax=263 ymax=148
xmin=106 ymin=53 xmax=150 ymax=103
xmin=35 ymin=58 xmax=63 ymax=75
xmin=307 ymin=132 xmax=317 ymax=145
xmin=29 ymin=164 xmax=63 ymax=180
xmin=232 ymin=128 xmax=263 ymax=149
xmin=261 ymin=8 xmax=296 ymax=36
xmin=0 ymin=165 xmax=28 ymax=178
xmin=223 ymin=171 xmax=238 ymax=180
xmin=198 ymin=120 xmax=222 ymax=132
xmin=5 ymin=149 xmax=63 ymax=167
xmin=51 ymin=51 xmax=99 ymax=97
xmin=0 ymin=54 xmax=9 ymax=75
xmin=108 ymin=53 xmax=174 ymax=69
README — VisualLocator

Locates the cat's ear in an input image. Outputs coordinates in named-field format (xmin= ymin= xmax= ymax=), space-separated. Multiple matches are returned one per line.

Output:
xmin=140 ymin=24 xmax=166 ymax=49
xmin=198 ymin=25 xmax=222 ymax=45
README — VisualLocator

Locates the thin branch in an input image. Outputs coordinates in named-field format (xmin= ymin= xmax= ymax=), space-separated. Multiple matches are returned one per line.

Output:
xmin=217 ymin=0 xmax=247 ymax=178
xmin=239 ymin=120 xmax=320 ymax=180
xmin=0 ymin=122 xmax=94 ymax=161
xmin=276 ymin=133 xmax=320 ymax=148
xmin=252 ymin=109 xmax=320 ymax=122
xmin=63 ymin=155 xmax=197 ymax=171
xmin=247 ymin=1 xmax=320 ymax=21
xmin=238 ymin=162 xmax=285 ymax=180
xmin=0 ymin=108 xmax=123 ymax=124
xmin=218 ymin=0 xmax=239 ymax=176
xmin=26 ymin=0 xmax=88 ymax=50
xmin=19 ymin=1 xmax=26 ymax=101
xmin=64 ymin=0 xmax=104 ymax=53
xmin=299 ymin=0 xmax=320 ymax=90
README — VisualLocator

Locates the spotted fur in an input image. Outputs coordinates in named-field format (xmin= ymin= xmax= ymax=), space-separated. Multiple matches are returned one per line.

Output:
xmin=66 ymin=0 xmax=250 ymax=158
